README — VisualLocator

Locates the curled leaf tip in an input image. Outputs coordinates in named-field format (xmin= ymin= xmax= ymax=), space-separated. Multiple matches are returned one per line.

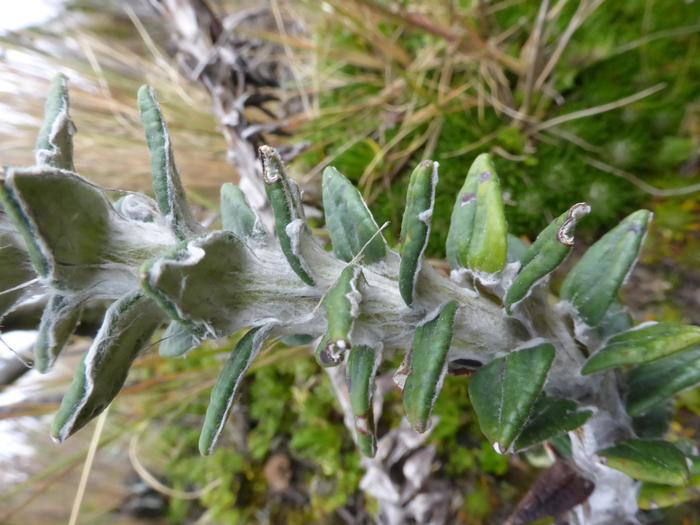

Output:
xmin=260 ymin=146 xmax=283 ymax=184
xmin=558 ymin=202 xmax=591 ymax=246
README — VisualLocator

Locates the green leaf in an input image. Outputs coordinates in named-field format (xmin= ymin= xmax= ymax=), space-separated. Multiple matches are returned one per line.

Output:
xmin=582 ymin=322 xmax=700 ymax=375
xmin=52 ymin=292 xmax=165 ymax=442
xmin=159 ymin=321 xmax=199 ymax=358
xmin=261 ymin=146 xmax=315 ymax=286
xmin=322 ymin=166 xmax=386 ymax=263
xmin=199 ymin=324 xmax=275 ymax=455
xmin=561 ymin=209 xmax=652 ymax=326
xmin=399 ymin=160 xmax=437 ymax=306
xmin=445 ymin=153 xmax=507 ymax=274
xmin=35 ymin=74 xmax=75 ymax=171
xmin=402 ymin=301 xmax=458 ymax=432
xmin=469 ymin=342 xmax=555 ymax=453
xmin=594 ymin=300 xmax=634 ymax=340
xmin=632 ymin=400 xmax=675 ymax=439
xmin=513 ymin=397 xmax=592 ymax=451
xmin=138 ymin=85 xmax=199 ymax=239
xmin=34 ymin=294 xmax=82 ymax=373
xmin=626 ymin=346 xmax=700 ymax=416
xmin=220 ymin=183 xmax=267 ymax=243
xmin=639 ymin=456 xmax=700 ymax=510
xmin=317 ymin=264 xmax=362 ymax=367
xmin=505 ymin=203 xmax=590 ymax=312
xmin=346 ymin=344 xmax=380 ymax=457
xmin=598 ymin=439 xmax=689 ymax=486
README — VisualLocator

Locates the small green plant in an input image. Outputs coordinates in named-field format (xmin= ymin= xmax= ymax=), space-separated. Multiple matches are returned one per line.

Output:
xmin=3 ymin=75 xmax=700 ymax=524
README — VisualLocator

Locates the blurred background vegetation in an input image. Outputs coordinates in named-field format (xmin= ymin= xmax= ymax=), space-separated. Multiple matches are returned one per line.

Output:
xmin=1 ymin=0 xmax=699 ymax=523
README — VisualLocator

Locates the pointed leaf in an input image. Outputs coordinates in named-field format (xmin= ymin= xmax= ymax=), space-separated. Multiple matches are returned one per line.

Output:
xmin=160 ymin=321 xmax=199 ymax=357
xmin=346 ymin=344 xmax=381 ymax=457
xmin=399 ymin=160 xmax=437 ymax=306
xmin=561 ymin=210 xmax=652 ymax=326
xmin=322 ymin=166 xmax=386 ymax=263
xmin=317 ymin=264 xmax=362 ymax=367
xmin=445 ymin=153 xmax=507 ymax=274
xmin=138 ymin=85 xmax=199 ymax=239
xmin=52 ymin=292 xmax=165 ymax=442
xmin=220 ymin=183 xmax=267 ymax=243
xmin=34 ymin=294 xmax=82 ymax=373
xmin=261 ymin=146 xmax=315 ymax=285
xmin=199 ymin=324 xmax=275 ymax=455
xmin=582 ymin=322 xmax=700 ymax=375
xmin=505 ymin=203 xmax=590 ymax=312
xmin=598 ymin=439 xmax=689 ymax=486
xmin=402 ymin=301 xmax=458 ymax=432
xmin=35 ymin=74 xmax=75 ymax=171
xmin=469 ymin=342 xmax=555 ymax=453
xmin=626 ymin=346 xmax=700 ymax=416
xmin=513 ymin=397 xmax=592 ymax=451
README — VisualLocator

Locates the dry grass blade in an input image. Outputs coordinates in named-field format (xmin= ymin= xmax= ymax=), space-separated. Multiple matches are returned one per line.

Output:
xmin=533 ymin=82 xmax=666 ymax=131
xmin=534 ymin=0 xmax=606 ymax=91
xmin=68 ymin=406 xmax=109 ymax=525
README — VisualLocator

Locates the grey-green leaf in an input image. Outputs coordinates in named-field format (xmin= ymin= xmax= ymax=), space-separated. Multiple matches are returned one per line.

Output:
xmin=0 ymin=214 xmax=35 ymax=319
xmin=0 ymin=167 xmax=174 ymax=292
xmin=34 ymin=294 xmax=82 ymax=373
xmin=513 ymin=397 xmax=592 ymax=451
xmin=469 ymin=342 xmax=555 ymax=453
xmin=138 ymin=85 xmax=199 ymax=239
xmin=582 ymin=322 xmax=700 ymax=375
xmin=402 ymin=301 xmax=458 ymax=432
xmin=322 ymin=166 xmax=386 ymax=263
xmin=51 ymin=292 xmax=165 ymax=442
xmin=199 ymin=324 xmax=275 ymax=455
xmin=505 ymin=203 xmax=590 ymax=312
xmin=598 ymin=439 xmax=689 ymax=486
xmin=220 ymin=183 xmax=267 ymax=243
xmin=347 ymin=344 xmax=381 ymax=457
xmin=141 ymin=231 xmax=257 ymax=337
xmin=507 ymin=234 xmax=529 ymax=264
xmin=399 ymin=160 xmax=437 ymax=306
xmin=561 ymin=209 xmax=652 ymax=326
xmin=445 ymin=153 xmax=507 ymax=274
xmin=160 ymin=321 xmax=199 ymax=358
xmin=261 ymin=146 xmax=315 ymax=286
xmin=626 ymin=346 xmax=700 ymax=417
xmin=35 ymin=73 xmax=75 ymax=171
